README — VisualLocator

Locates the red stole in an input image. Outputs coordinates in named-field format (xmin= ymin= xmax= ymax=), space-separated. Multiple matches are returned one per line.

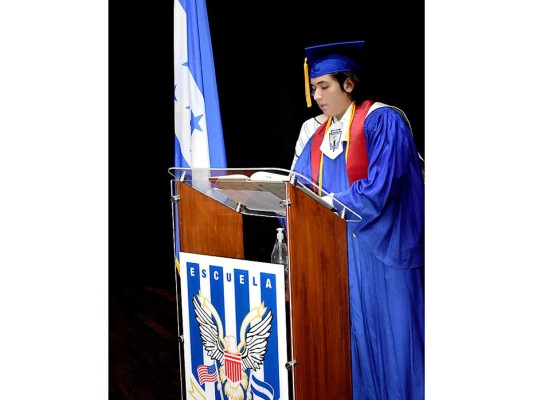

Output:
xmin=310 ymin=99 xmax=374 ymax=186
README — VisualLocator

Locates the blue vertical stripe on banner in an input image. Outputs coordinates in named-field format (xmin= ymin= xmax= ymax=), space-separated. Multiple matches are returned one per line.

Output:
xmin=261 ymin=272 xmax=280 ymax=398
xmin=209 ymin=265 xmax=226 ymax=337
xmin=234 ymin=269 xmax=251 ymax=339
xmin=186 ymin=262 xmax=203 ymax=382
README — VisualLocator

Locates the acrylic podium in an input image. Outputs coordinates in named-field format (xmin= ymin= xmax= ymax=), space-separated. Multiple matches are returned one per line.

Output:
xmin=169 ymin=167 xmax=361 ymax=400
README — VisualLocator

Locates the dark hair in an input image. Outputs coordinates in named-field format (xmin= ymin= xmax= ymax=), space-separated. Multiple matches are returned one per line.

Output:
xmin=331 ymin=71 xmax=368 ymax=104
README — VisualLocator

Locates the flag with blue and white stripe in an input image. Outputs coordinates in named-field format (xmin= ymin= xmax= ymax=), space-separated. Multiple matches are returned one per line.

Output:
xmin=250 ymin=374 xmax=275 ymax=400
xmin=174 ymin=0 xmax=226 ymax=168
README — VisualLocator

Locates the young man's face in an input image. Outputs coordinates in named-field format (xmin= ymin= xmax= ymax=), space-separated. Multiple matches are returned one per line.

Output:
xmin=310 ymin=74 xmax=353 ymax=119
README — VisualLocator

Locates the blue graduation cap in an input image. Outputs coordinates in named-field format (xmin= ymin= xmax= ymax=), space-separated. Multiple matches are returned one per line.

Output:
xmin=303 ymin=40 xmax=365 ymax=107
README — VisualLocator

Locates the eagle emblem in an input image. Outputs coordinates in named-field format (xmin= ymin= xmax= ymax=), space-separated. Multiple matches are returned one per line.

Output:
xmin=192 ymin=291 xmax=273 ymax=400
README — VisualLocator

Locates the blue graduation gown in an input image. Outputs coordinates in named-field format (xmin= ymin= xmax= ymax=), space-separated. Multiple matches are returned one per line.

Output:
xmin=293 ymin=106 xmax=425 ymax=400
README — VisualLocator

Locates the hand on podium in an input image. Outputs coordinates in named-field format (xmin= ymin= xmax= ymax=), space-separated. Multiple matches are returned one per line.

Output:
xmin=321 ymin=193 xmax=336 ymax=211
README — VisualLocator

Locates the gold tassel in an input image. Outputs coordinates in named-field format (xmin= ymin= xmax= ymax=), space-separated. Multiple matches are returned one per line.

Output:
xmin=304 ymin=57 xmax=312 ymax=108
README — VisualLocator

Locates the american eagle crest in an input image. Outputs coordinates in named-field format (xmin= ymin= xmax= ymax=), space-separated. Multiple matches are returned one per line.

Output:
xmin=192 ymin=291 xmax=273 ymax=400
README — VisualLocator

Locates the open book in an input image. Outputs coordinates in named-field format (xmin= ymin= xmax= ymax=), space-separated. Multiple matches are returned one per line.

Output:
xmin=210 ymin=171 xmax=335 ymax=215
xmin=210 ymin=171 xmax=290 ymax=215
xmin=211 ymin=171 xmax=290 ymax=182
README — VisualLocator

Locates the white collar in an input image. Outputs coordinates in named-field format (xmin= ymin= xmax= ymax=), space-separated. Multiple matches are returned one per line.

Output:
xmin=320 ymin=103 xmax=354 ymax=160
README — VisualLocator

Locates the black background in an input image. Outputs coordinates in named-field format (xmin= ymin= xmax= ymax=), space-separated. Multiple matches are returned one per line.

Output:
xmin=109 ymin=0 xmax=424 ymax=286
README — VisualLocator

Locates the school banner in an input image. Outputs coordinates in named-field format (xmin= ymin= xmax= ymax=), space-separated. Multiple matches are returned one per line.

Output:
xmin=179 ymin=252 xmax=289 ymax=400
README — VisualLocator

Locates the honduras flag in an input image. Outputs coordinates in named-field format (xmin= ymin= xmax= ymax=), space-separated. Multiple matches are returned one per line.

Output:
xmin=174 ymin=0 xmax=227 ymax=168
xmin=173 ymin=0 xmax=226 ymax=276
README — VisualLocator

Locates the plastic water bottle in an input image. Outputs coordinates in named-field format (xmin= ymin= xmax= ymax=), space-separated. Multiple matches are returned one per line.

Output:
xmin=270 ymin=227 xmax=288 ymax=272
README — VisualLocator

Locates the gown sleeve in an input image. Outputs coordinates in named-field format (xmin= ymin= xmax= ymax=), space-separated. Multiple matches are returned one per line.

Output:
xmin=334 ymin=107 xmax=425 ymax=268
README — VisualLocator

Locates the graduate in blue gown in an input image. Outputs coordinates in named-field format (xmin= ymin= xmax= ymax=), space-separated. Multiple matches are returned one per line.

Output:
xmin=292 ymin=41 xmax=425 ymax=400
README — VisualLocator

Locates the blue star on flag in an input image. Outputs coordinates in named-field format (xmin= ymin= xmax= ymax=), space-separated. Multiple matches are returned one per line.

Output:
xmin=190 ymin=110 xmax=203 ymax=134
